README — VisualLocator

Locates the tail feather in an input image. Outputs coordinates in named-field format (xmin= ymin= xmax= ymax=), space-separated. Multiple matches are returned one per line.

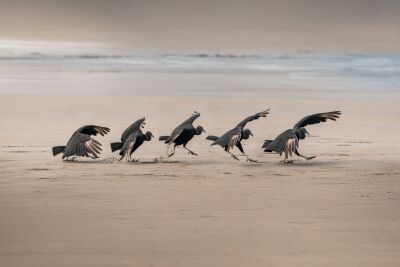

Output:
xmin=52 ymin=146 xmax=66 ymax=156
xmin=206 ymin=135 xmax=219 ymax=141
xmin=262 ymin=140 xmax=273 ymax=152
xmin=110 ymin=142 xmax=123 ymax=152
xmin=159 ymin=135 xmax=170 ymax=141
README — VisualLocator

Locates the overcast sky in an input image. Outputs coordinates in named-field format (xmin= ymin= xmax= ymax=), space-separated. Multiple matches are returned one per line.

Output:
xmin=0 ymin=0 xmax=399 ymax=53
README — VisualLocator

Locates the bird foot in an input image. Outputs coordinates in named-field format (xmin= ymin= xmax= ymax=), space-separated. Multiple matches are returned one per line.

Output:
xmin=280 ymin=159 xmax=293 ymax=164
xmin=231 ymin=154 xmax=240 ymax=161
xmin=306 ymin=156 xmax=316 ymax=161
xmin=246 ymin=158 xmax=258 ymax=163
xmin=167 ymin=152 xmax=175 ymax=157
xmin=188 ymin=151 xmax=198 ymax=156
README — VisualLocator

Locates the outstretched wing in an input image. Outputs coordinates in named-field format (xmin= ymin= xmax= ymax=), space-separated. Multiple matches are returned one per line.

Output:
xmin=63 ymin=133 xmax=103 ymax=158
xmin=166 ymin=112 xmax=200 ymax=144
xmin=211 ymin=128 xmax=241 ymax=152
xmin=265 ymin=129 xmax=297 ymax=156
xmin=119 ymin=131 xmax=138 ymax=160
xmin=76 ymin=125 xmax=110 ymax=136
xmin=236 ymin=109 xmax=270 ymax=128
xmin=121 ymin=118 xmax=145 ymax=143
xmin=293 ymin=111 xmax=341 ymax=129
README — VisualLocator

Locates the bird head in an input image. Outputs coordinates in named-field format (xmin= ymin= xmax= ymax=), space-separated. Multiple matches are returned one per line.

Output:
xmin=145 ymin=131 xmax=154 ymax=141
xmin=196 ymin=125 xmax=206 ymax=135
xmin=243 ymin=128 xmax=253 ymax=139
xmin=297 ymin=127 xmax=309 ymax=139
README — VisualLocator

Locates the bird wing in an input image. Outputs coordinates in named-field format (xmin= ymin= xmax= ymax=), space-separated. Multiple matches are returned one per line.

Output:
xmin=293 ymin=111 xmax=341 ymax=129
xmin=119 ymin=131 xmax=139 ymax=159
xmin=121 ymin=118 xmax=145 ymax=143
xmin=63 ymin=133 xmax=103 ymax=158
xmin=76 ymin=125 xmax=110 ymax=136
xmin=166 ymin=113 xmax=200 ymax=144
xmin=235 ymin=109 xmax=270 ymax=128
xmin=265 ymin=129 xmax=297 ymax=156
xmin=211 ymin=128 xmax=241 ymax=152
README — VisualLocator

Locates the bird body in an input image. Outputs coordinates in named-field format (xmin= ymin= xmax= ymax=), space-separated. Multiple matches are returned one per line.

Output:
xmin=52 ymin=125 xmax=110 ymax=160
xmin=170 ymin=127 xmax=197 ymax=147
xmin=160 ymin=112 xmax=205 ymax=157
xmin=110 ymin=118 xmax=153 ymax=161
xmin=207 ymin=109 xmax=270 ymax=161
xmin=264 ymin=111 xmax=341 ymax=162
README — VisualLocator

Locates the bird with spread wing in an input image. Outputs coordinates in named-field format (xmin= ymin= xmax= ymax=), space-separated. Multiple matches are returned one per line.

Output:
xmin=263 ymin=111 xmax=341 ymax=163
xmin=206 ymin=109 xmax=270 ymax=162
xmin=159 ymin=111 xmax=205 ymax=157
xmin=110 ymin=117 xmax=154 ymax=161
xmin=52 ymin=125 xmax=110 ymax=161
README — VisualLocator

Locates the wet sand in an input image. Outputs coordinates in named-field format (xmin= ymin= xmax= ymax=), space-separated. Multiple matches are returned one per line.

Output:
xmin=0 ymin=93 xmax=399 ymax=267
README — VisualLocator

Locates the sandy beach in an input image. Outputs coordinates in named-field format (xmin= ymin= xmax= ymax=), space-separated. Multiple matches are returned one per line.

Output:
xmin=1 ymin=1 xmax=399 ymax=265
xmin=0 ymin=81 xmax=399 ymax=266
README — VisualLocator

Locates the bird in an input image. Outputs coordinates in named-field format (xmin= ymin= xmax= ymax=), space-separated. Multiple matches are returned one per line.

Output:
xmin=159 ymin=111 xmax=205 ymax=157
xmin=262 ymin=111 xmax=341 ymax=163
xmin=52 ymin=125 xmax=110 ymax=161
xmin=110 ymin=117 xmax=154 ymax=161
xmin=206 ymin=109 xmax=270 ymax=162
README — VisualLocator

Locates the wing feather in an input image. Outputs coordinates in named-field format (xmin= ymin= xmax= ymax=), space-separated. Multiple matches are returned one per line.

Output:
xmin=293 ymin=111 xmax=341 ymax=129
xmin=76 ymin=125 xmax=110 ymax=136
xmin=236 ymin=109 xmax=270 ymax=128
xmin=119 ymin=132 xmax=138 ymax=159
xmin=265 ymin=129 xmax=297 ymax=155
xmin=211 ymin=128 xmax=241 ymax=152
xmin=63 ymin=133 xmax=102 ymax=158
xmin=121 ymin=118 xmax=145 ymax=143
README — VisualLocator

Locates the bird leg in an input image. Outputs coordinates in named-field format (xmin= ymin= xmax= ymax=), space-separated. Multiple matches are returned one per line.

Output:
xmin=295 ymin=149 xmax=316 ymax=161
xmin=183 ymin=146 xmax=198 ymax=156
xmin=280 ymin=151 xmax=293 ymax=163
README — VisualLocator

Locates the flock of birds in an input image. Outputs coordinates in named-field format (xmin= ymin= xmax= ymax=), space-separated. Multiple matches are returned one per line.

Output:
xmin=52 ymin=110 xmax=341 ymax=163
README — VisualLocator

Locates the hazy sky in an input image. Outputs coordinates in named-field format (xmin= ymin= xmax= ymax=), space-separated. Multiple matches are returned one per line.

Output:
xmin=0 ymin=0 xmax=399 ymax=53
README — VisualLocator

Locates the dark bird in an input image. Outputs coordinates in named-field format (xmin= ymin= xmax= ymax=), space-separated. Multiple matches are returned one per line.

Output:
xmin=263 ymin=111 xmax=341 ymax=163
xmin=206 ymin=109 xmax=270 ymax=162
xmin=159 ymin=111 xmax=205 ymax=157
xmin=110 ymin=117 xmax=154 ymax=161
xmin=52 ymin=125 xmax=110 ymax=161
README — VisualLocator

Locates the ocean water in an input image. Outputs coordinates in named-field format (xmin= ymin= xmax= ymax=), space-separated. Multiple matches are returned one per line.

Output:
xmin=0 ymin=53 xmax=399 ymax=96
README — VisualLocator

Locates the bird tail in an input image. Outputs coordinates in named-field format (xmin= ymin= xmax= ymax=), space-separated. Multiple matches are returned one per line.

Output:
xmin=52 ymin=146 xmax=66 ymax=156
xmin=110 ymin=142 xmax=123 ymax=152
xmin=262 ymin=140 xmax=274 ymax=152
xmin=159 ymin=135 xmax=170 ymax=141
xmin=206 ymin=135 xmax=219 ymax=142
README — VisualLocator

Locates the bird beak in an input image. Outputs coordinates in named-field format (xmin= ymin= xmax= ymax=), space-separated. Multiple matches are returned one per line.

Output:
xmin=202 ymin=129 xmax=206 ymax=133
xmin=305 ymin=130 xmax=310 ymax=135
xmin=150 ymin=133 xmax=154 ymax=138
